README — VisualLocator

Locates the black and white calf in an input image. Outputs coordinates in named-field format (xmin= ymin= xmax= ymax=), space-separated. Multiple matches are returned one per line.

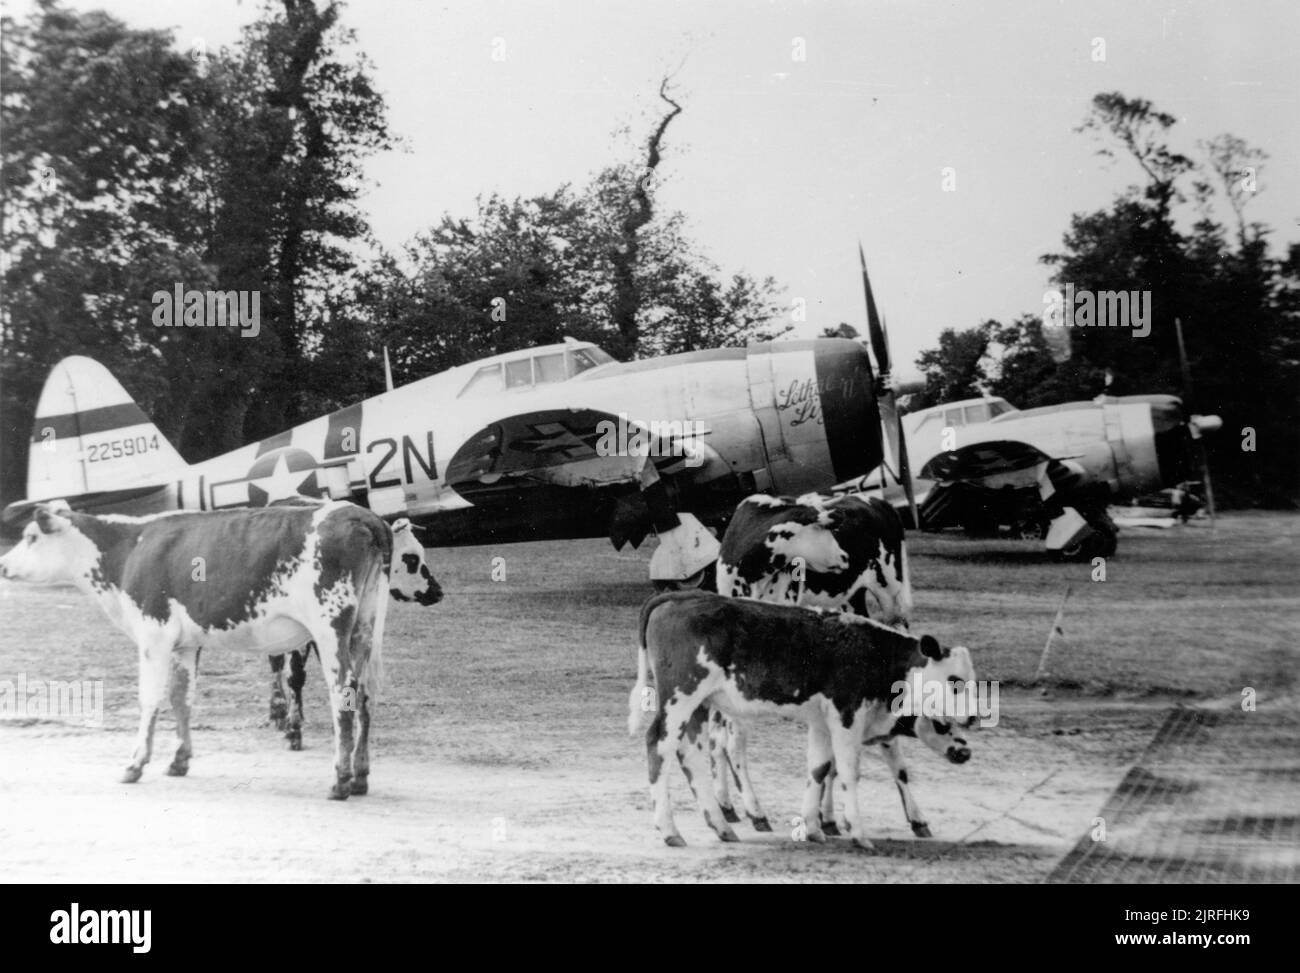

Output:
xmin=268 ymin=517 xmax=441 ymax=749
xmin=713 ymin=491 xmax=973 ymax=838
xmin=628 ymin=590 xmax=973 ymax=849
xmin=0 ymin=501 xmax=391 ymax=799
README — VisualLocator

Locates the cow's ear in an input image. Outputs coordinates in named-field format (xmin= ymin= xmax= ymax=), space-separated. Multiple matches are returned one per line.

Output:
xmin=392 ymin=518 xmax=411 ymax=533
xmin=35 ymin=505 xmax=71 ymax=535
xmin=919 ymin=634 xmax=943 ymax=660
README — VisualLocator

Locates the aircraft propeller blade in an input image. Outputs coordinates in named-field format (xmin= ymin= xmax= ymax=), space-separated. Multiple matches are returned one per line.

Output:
xmin=859 ymin=243 xmax=890 ymax=378
xmin=897 ymin=409 xmax=919 ymax=530
xmin=1174 ymin=317 xmax=1217 ymax=526
xmin=858 ymin=244 xmax=920 ymax=528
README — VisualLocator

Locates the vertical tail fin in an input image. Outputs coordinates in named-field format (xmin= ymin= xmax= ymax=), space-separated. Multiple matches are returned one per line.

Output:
xmin=27 ymin=356 xmax=188 ymax=500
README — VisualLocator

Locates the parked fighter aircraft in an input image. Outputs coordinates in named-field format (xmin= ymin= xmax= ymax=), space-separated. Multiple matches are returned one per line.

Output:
xmin=4 ymin=335 xmax=882 ymax=585
xmin=849 ymin=252 xmax=1223 ymax=559
xmin=859 ymin=392 xmax=1222 ymax=557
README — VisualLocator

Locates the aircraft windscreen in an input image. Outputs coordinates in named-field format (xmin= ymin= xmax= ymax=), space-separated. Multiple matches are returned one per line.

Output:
xmin=571 ymin=347 xmax=615 ymax=374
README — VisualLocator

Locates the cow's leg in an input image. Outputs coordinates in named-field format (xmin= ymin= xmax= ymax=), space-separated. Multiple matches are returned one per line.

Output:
xmin=166 ymin=645 xmax=199 ymax=777
xmin=725 ymin=717 xmax=771 ymax=831
xmin=646 ymin=709 xmax=684 ymax=846
xmin=349 ymin=680 xmax=370 ymax=796
xmin=123 ymin=637 xmax=172 ymax=783
xmin=830 ymin=717 xmax=872 ymax=850
xmin=679 ymin=705 xmax=739 ymax=843
xmin=820 ymin=767 xmax=844 ymax=836
xmin=314 ymin=634 xmax=355 ymax=800
xmin=284 ymin=645 xmax=310 ymax=751
xmin=708 ymin=709 xmax=740 ymax=823
xmin=800 ymin=721 xmax=833 ymax=843
xmin=268 ymin=654 xmax=288 ymax=729
xmin=879 ymin=740 xmax=931 ymax=837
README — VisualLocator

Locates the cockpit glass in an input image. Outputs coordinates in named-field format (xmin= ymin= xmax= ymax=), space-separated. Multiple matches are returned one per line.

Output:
xmin=505 ymin=359 xmax=533 ymax=389
xmin=535 ymin=352 xmax=566 ymax=384
xmin=460 ymin=363 xmax=502 ymax=397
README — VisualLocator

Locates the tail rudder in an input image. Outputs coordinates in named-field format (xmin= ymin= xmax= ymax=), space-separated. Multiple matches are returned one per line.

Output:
xmin=28 ymin=357 xmax=188 ymax=500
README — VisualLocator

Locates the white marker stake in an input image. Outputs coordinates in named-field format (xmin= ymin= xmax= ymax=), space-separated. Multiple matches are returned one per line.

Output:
xmin=1035 ymin=585 xmax=1072 ymax=683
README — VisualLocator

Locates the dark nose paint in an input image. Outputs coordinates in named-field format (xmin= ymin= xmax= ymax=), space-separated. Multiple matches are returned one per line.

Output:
xmin=813 ymin=339 xmax=883 ymax=484
xmin=1150 ymin=396 xmax=1194 ymax=486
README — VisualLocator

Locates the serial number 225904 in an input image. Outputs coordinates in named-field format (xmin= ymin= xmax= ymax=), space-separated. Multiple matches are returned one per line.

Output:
xmin=86 ymin=434 xmax=160 ymax=462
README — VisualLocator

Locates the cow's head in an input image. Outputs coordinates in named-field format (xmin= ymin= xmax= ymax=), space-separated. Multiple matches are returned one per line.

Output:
xmin=0 ymin=502 xmax=96 ymax=586
xmin=765 ymin=521 xmax=850 ymax=575
xmin=387 ymin=518 xmax=442 ymax=606
xmin=911 ymin=640 xmax=980 ymax=764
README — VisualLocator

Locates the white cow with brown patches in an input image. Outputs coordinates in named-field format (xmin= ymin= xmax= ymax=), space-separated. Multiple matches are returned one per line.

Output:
xmin=0 ymin=501 xmax=390 ymax=799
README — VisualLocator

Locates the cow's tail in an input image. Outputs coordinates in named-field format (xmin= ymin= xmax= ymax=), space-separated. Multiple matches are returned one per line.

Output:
xmin=352 ymin=525 xmax=392 ymax=703
xmin=627 ymin=592 xmax=678 ymax=736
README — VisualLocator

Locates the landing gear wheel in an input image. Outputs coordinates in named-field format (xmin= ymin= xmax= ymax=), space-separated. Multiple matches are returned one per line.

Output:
xmin=1011 ymin=518 xmax=1048 ymax=541
xmin=1057 ymin=523 xmax=1118 ymax=561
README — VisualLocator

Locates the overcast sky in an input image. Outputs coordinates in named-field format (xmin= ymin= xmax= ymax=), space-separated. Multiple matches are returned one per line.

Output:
xmin=17 ymin=0 xmax=1300 ymax=376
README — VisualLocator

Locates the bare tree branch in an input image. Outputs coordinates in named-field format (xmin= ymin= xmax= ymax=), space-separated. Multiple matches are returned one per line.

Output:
xmin=609 ymin=75 xmax=684 ymax=357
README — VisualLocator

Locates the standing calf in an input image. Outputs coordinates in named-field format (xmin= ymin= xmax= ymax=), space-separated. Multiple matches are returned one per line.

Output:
xmin=714 ymin=491 xmax=975 ymax=837
xmin=628 ymin=590 xmax=972 ymax=848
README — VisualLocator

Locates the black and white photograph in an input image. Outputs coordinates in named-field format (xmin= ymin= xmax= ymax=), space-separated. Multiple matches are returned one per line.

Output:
xmin=0 ymin=0 xmax=1296 ymax=907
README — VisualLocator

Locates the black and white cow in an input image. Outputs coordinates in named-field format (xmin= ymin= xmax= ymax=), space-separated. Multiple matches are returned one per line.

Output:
xmin=717 ymin=492 xmax=912 ymax=620
xmin=713 ymin=491 xmax=973 ymax=838
xmin=628 ymin=590 xmax=974 ymax=848
xmin=268 ymin=516 xmax=441 ymax=749
xmin=0 ymin=501 xmax=391 ymax=799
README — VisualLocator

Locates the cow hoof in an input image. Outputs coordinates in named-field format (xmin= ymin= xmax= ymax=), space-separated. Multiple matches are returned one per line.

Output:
xmin=822 ymin=820 xmax=841 ymax=837
xmin=663 ymin=834 xmax=687 ymax=848
xmin=328 ymin=781 xmax=352 ymax=800
xmin=852 ymin=836 xmax=876 ymax=851
xmin=912 ymin=822 xmax=933 ymax=838
xmin=717 ymin=828 xmax=740 ymax=843
xmin=350 ymin=776 xmax=369 ymax=796
xmin=166 ymin=761 xmax=189 ymax=777
xmin=721 ymin=804 xmax=741 ymax=824
xmin=120 ymin=766 xmax=143 ymax=784
xmin=805 ymin=830 xmax=827 ymax=844
xmin=749 ymin=815 xmax=772 ymax=833
xmin=286 ymin=733 xmax=303 ymax=752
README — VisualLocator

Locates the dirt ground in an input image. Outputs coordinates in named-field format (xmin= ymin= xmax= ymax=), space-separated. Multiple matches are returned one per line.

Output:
xmin=1 ymin=512 xmax=1296 ymax=882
